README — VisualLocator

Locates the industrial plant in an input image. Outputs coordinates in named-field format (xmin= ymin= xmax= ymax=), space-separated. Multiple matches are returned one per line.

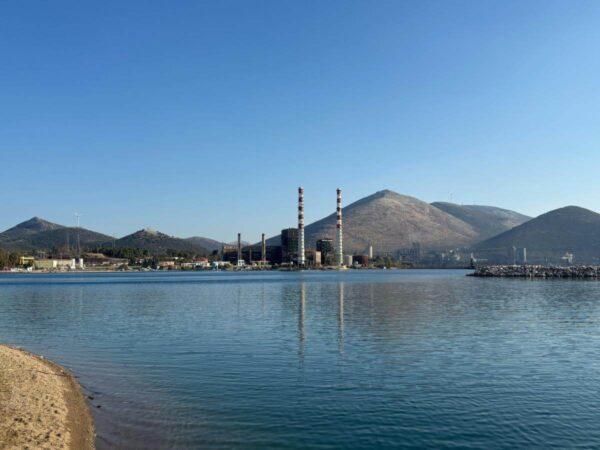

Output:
xmin=218 ymin=187 xmax=370 ymax=270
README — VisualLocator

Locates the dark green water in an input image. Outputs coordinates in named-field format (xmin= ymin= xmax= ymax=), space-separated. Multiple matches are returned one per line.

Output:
xmin=1 ymin=270 xmax=600 ymax=449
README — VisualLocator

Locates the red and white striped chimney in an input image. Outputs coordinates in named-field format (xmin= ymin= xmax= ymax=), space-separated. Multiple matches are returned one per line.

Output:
xmin=298 ymin=187 xmax=305 ymax=266
xmin=336 ymin=188 xmax=343 ymax=266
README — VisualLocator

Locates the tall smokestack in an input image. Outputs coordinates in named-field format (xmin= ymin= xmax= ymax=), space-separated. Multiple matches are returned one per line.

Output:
xmin=237 ymin=233 xmax=242 ymax=263
xmin=298 ymin=187 xmax=305 ymax=266
xmin=336 ymin=188 xmax=343 ymax=266
xmin=261 ymin=233 xmax=266 ymax=263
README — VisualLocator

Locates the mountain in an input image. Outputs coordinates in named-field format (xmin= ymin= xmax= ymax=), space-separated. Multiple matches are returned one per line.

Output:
xmin=185 ymin=237 xmax=223 ymax=253
xmin=268 ymin=190 xmax=479 ymax=254
xmin=0 ymin=218 xmax=209 ymax=256
xmin=0 ymin=217 xmax=64 ymax=242
xmin=116 ymin=229 xmax=208 ymax=255
xmin=431 ymin=202 xmax=531 ymax=241
xmin=473 ymin=206 xmax=600 ymax=264
xmin=0 ymin=217 xmax=110 ymax=252
xmin=17 ymin=227 xmax=111 ymax=252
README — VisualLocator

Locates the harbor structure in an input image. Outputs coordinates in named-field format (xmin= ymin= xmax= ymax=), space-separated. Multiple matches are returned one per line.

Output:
xmin=298 ymin=187 xmax=305 ymax=266
xmin=336 ymin=188 xmax=344 ymax=266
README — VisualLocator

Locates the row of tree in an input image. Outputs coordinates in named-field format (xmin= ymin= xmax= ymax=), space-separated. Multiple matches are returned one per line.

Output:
xmin=0 ymin=248 xmax=22 ymax=268
xmin=90 ymin=247 xmax=198 ymax=264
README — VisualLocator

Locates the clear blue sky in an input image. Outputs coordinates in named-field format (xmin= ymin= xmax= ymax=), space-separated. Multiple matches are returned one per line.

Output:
xmin=2 ymin=0 xmax=600 ymax=242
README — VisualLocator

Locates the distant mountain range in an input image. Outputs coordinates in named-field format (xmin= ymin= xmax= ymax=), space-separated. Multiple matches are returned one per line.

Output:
xmin=185 ymin=236 xmax=223 ymax=252
xmin=112 ymin=229 xmax=208 ymax=256
xmin=0 ymin=217 xmax=112 ymax=252
xmin=473 ymin=206 xmax=600 ymax=264
xmin=267 ymin=190 xmax=526 ymax=254
xmin=3 ymin=191 xmax=595 ymax=263
xmin=184 ymin=237 xmax=250 ymax=253
xmin=0 ymin=219 xmax=208 ymax=256
xmin=432 ymin=202 xmax=531 ymax=241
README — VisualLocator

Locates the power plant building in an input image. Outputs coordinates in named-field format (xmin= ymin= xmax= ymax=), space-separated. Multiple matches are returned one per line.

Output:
xmin=396 ymin=242 xmax=421 ymax=263
xmin=305 ymin=249 xmax=322 ymax=266
xmin=281 ymin=228 xmax=299 ymax=263
xmin=353 ymin=254 xmax=370 ymax=267
xmin=316 ymin=239 xmax=335 ymax=266
xmin=222 ymin=245 xmax=283 ymax=265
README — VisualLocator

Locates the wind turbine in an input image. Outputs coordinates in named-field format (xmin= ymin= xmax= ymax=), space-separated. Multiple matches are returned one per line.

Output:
xmin=74 ymin=213 xmax=82 ymax=257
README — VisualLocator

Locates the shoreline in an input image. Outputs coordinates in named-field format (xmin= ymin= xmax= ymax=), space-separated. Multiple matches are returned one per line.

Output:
xmin=0 ymin=345 xmax=95 ymax=449
xmin=0 ymin=266 xmax=472 ymax=275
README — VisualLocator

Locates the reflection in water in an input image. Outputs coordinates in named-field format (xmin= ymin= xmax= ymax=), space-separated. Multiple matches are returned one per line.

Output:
xmin=2 ymin=271 xmax=600 ymax=448
xmin=298 ymin=282 xmax=306 ymax=363
xmin=338 ymin=282 xmax=344 ymax=354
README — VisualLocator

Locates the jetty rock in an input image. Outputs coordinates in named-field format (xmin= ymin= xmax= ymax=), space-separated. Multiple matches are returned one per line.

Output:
xmin=470 ymin=265 xmax=600 ymax=279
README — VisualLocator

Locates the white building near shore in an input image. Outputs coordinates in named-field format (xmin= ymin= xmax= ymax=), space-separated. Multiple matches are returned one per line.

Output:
xmin=34 ymin=258 xmax=84 ymax=271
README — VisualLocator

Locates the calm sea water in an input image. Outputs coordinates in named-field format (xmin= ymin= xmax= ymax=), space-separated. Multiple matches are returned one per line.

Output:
xmin=1 ymin=270 xmax=600 ymax=448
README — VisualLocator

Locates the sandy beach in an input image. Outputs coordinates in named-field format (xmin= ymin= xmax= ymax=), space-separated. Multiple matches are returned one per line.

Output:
xmin=0 ymin=345 xmax=94 ymax=449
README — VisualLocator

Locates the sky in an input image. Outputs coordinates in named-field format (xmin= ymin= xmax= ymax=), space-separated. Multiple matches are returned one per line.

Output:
xmin=2 ymin=0 xmax=600 ymax=242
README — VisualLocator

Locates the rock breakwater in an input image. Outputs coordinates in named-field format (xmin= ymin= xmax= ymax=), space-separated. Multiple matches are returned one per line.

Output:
xmin=471 ymin=265 xmax=600 ymax=279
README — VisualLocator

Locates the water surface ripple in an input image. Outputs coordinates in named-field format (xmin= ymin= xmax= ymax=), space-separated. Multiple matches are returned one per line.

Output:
xmin=1 ymin=270 xmax=600 ymax=448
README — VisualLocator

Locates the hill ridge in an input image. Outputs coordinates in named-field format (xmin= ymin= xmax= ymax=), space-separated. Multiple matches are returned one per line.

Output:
xmin=268 ymin=189 xmax=479 ymax=253
xmin=431 ymin=202 xmax=530 ymax=241
xmin=473 ymin=205 xmax=600 ymax=263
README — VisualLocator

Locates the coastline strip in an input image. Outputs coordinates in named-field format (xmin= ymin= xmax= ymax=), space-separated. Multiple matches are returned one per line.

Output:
xmin=0 ymin=344 xmax=95 ymax=449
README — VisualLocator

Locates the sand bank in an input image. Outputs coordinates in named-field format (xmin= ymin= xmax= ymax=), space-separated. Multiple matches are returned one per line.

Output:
xmin=0 ymin=345 xmax=94 ymax=449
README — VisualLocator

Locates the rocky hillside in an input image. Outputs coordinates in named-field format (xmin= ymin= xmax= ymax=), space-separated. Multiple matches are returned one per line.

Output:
xmin=0 ymin=217 xmax=63 ymax=241
xmin=473 ymin=206 xmax=600 ymax=264
xmin=0 ymin=217 xmax=110 ymax=252
xmin=116 ymin=229 xmax=208 ymax=256
xmin=185 ymin=236 xmax=223 ymax=253
xmin=431 ymin=202 xmax=530 ymax=240
xmin=268 ymin=190 xmax=479 ymax=254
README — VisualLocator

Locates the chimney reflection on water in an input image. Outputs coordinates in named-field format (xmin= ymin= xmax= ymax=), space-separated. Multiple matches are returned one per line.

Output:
xmin=297 ymin=281 xmax=346 ymax=364
xmin=338 ymin=282 xmax=345 ymax=355
xmin=298 ymin=282 xmax=306 ymax=364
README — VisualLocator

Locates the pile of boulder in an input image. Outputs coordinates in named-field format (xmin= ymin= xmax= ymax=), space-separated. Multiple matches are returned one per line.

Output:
xmin=470 ymin=265 xmax=600 ymax=279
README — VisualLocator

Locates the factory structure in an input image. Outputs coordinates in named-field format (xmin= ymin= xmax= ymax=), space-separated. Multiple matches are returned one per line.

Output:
xmin=336 ymin=188 xmax=344 ymax=266
xmin=219 ymin=187 xmax=371 ymax=269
